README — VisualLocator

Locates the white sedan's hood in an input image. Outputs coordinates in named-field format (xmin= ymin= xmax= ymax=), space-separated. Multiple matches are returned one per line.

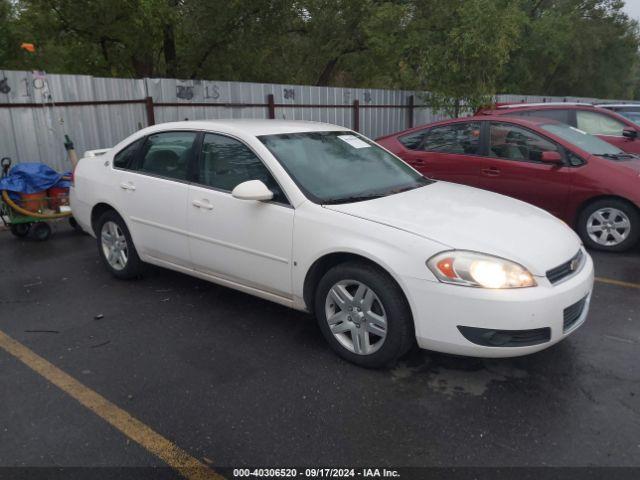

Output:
xmin=325 ymin=182 xmax=582 ymax=276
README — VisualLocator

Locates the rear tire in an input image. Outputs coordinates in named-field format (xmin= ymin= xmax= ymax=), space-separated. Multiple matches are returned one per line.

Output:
xmin=314 ymin=261 xmax=415 ymax=368
xmin=577 ymin=199 xmax=640 ymax=252
xmin=10 ymin=223 xmax=30 ymax=237
xmin=96 ymin=210 xmax=142 ymax=279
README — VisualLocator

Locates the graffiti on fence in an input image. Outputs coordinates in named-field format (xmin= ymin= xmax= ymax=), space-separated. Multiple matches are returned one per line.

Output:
xmin=176 ymin=85 xmax=194 ymax=100
xmin=204 ymin=84 xmax=220 ymax=100
xmin=0 ymin=78 xmax=10 ymax=95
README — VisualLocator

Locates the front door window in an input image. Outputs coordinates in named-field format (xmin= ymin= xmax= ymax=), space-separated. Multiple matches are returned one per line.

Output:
xmin=489 ymin=123 xmax=560 ymax=163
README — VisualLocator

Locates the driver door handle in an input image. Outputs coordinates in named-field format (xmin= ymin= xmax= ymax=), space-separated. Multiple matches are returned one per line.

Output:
xmin=119 ymin=182 xmax=136 ymax=191
xmin=192 ymin=199 xmax=213 ymax=210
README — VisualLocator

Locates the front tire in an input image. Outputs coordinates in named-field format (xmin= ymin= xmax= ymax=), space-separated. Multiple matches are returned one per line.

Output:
xmin=96 ymin=210 xmax=142 ymax=279
xmin=314 ymin=261 xmax=414 ymax=368
xmin=32 ymin=222 xmax=52 ymax=241
xmin=578 ymin=199 xmax=640 ymax=252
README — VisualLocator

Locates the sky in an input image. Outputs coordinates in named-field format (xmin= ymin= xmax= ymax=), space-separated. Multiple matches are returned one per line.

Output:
xmin=623 ymin=0 xmax=640 ymax=22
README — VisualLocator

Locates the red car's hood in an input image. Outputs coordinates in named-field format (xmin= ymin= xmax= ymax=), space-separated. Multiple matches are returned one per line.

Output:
xmin=613 ymin=158 xmax=640 ymax=175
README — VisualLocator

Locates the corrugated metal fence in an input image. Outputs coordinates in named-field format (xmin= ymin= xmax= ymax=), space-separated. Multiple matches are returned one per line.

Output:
xmin=0 ymin=69 xmax=627 ymax=172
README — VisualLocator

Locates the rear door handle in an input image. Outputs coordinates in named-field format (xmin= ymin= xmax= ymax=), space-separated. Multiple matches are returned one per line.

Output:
xmin=119 ymin=182 xmax=136 ymax=191
xmin=481 ymin=167 xmax=501 ymax=177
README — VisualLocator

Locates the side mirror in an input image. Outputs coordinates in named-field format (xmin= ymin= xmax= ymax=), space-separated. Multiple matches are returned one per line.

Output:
xmin=231 ymin=180 xmax=274 ymax=202
xmin=541 ymin=151 xmax=563 ymax=164
xmin=622 ymin=128 xmax=638 ymax=140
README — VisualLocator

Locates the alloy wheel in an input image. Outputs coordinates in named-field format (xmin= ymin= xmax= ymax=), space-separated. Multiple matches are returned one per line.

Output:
xmin=101 ymin=221 xmax=129 ymax=271
xmin=586 ymin=208 xmax=631 ymax=247
xmin=324 ymin=280 xmax=388 ymax=355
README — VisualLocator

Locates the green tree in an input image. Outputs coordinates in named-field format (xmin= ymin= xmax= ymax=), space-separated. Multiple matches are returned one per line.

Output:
xmin=402 ymin=0 xmax=524 ymax=115
xmin=10 ymin=0 xmax=174 ymax=76
xmin=1 ymin=0 xmax=639 ymax=104
xmin=501 ymin=0 xmax=640 ymax=99
xmin=0 ymin=0 xmax=19 ymax=67
xmin=177 ymin=0 xmax=297 ymax=81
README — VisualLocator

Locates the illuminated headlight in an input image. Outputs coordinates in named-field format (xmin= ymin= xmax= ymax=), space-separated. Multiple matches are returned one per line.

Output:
xmin=427 ymin=251 xmax=537 ymax=289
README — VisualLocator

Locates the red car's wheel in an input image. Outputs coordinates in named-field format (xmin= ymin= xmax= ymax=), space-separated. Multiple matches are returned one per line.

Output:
xmin=578 ymin=199 xmax=640 ymax=252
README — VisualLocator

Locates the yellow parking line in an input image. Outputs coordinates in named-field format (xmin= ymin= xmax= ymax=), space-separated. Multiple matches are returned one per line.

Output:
xmin=595 ymin=277 xmax=640 ymax=290
xmin=0 ymin=330 xmax=222 ymax=480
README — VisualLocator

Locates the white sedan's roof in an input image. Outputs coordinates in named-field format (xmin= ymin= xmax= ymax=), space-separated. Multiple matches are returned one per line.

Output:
xmin=145 ymin=119 xmax=350 ymax=137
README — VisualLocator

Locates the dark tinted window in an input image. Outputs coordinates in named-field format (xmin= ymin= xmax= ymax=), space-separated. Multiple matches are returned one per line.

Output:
xmin=398 ymin=129 xmax=429 ymax=150
xmin=489 ymin=123 xmax=560 ymax=163
xmin=199 ymin=133 xmax=287 ymax=204
xmin=509 ymin=109 xmax=570 ymax=124
xmin=138 ymin=131 xmax=197 ymax=180
xmin=567 ymin=152 xmax=586 ymax=166
xmin=423 ymin=122 xmax=481 ymax=154
xmin=113 ymin=139 xmax=143 ymax=169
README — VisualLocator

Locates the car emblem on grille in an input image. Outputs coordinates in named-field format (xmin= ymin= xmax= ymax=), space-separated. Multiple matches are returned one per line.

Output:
xmin=570 ymin=258 xmax=579 ymax=271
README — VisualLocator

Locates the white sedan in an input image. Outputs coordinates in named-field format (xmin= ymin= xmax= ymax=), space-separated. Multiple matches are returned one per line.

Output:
xmin=70 ymin=120 xmax=594 ymax=367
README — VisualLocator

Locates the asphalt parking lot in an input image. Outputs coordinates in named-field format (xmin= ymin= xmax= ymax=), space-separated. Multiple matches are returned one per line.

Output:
xmin=1 ymin=222 xmax=639 ymax=478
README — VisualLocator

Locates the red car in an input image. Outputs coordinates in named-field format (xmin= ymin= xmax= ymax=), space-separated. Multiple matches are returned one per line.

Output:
xmin=477 ymin=102 xmax=640 ymax=154
xmin=377 ymin=115 xmax=640 ymax=252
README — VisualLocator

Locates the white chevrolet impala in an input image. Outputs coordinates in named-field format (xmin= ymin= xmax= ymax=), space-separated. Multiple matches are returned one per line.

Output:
xmin=70 ymin=120 xmax=594 ymax=367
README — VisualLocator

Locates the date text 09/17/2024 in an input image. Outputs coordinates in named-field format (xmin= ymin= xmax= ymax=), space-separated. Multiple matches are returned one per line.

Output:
xmin=232 ymin=468 xmax=400 ymax=478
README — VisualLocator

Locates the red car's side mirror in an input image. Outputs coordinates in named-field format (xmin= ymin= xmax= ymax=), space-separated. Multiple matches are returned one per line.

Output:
xmin=541 ymin=151 xmax=563 ymax=164
xmin=622 ymin=128 xmax=638 ymax=140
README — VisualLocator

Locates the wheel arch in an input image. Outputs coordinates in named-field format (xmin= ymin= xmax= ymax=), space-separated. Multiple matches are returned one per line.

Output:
xmin=575 ymin=195 xmax=640 ymax=227
xmin=90 ymin=202 xmax=128 ymax=236
xmin=302 ymin=251 xmax=411 ymax=315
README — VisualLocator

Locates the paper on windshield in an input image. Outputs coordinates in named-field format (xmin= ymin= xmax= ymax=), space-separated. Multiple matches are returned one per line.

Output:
xmin=569 ymin=126 xmax=588 ymax=135
xmin=338 ymin=135 xmax=371 ymax=149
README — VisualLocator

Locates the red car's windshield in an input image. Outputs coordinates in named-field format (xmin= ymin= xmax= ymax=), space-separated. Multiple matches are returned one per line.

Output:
xmin=540 ymin=123 xmax=627 ymax=156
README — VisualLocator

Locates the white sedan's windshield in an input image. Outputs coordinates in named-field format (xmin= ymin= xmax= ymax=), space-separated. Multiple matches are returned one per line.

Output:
xmin=259 ymin=131 xmax=430 ymax=204
xmin=541 ymin=123 xmax=624 ymax=155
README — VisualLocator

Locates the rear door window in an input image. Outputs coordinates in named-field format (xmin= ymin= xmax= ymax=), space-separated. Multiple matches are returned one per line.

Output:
xmin=576 ymin=111 xmax=626 ymax=136
xmin=423 ymin=122 xmax=481 ymax=155
xmin=113 ymin=138 xmax=143 ymax=169
xmin=137 ymin=131 xmax=198 ymax=180
xmin=489 ymin=123 xmax=560 ymax=163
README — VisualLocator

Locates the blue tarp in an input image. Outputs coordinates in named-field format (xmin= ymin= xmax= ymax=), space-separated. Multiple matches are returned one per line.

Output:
xmin=0 ymin=163 xmax=71 ymax=195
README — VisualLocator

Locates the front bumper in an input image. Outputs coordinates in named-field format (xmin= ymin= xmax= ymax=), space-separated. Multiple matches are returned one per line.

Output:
xmin=404 ymin=251 xmax=594 ymax=357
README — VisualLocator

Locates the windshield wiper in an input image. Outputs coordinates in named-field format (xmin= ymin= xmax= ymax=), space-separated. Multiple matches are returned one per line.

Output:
xmin=385 ymin=184 xmax=425 ymax=195
xmin=323 ymin=193 xmax=387 ymax=205
xmin=323 ymin=181 xmax=430 ymax=205
xmin=595 ymin=153 xmax=634 ymax=159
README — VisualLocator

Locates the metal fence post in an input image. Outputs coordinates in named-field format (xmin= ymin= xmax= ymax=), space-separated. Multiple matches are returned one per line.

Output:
xmin=407 ymin=95 xmax=414 ymax=128
xmin=353 ymin=99 xmax=360 ymax=132
xmin=145 ymin=96 xmax=155 ymax=126
xmin=267 ymin=94 xmax=276 ymax=119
